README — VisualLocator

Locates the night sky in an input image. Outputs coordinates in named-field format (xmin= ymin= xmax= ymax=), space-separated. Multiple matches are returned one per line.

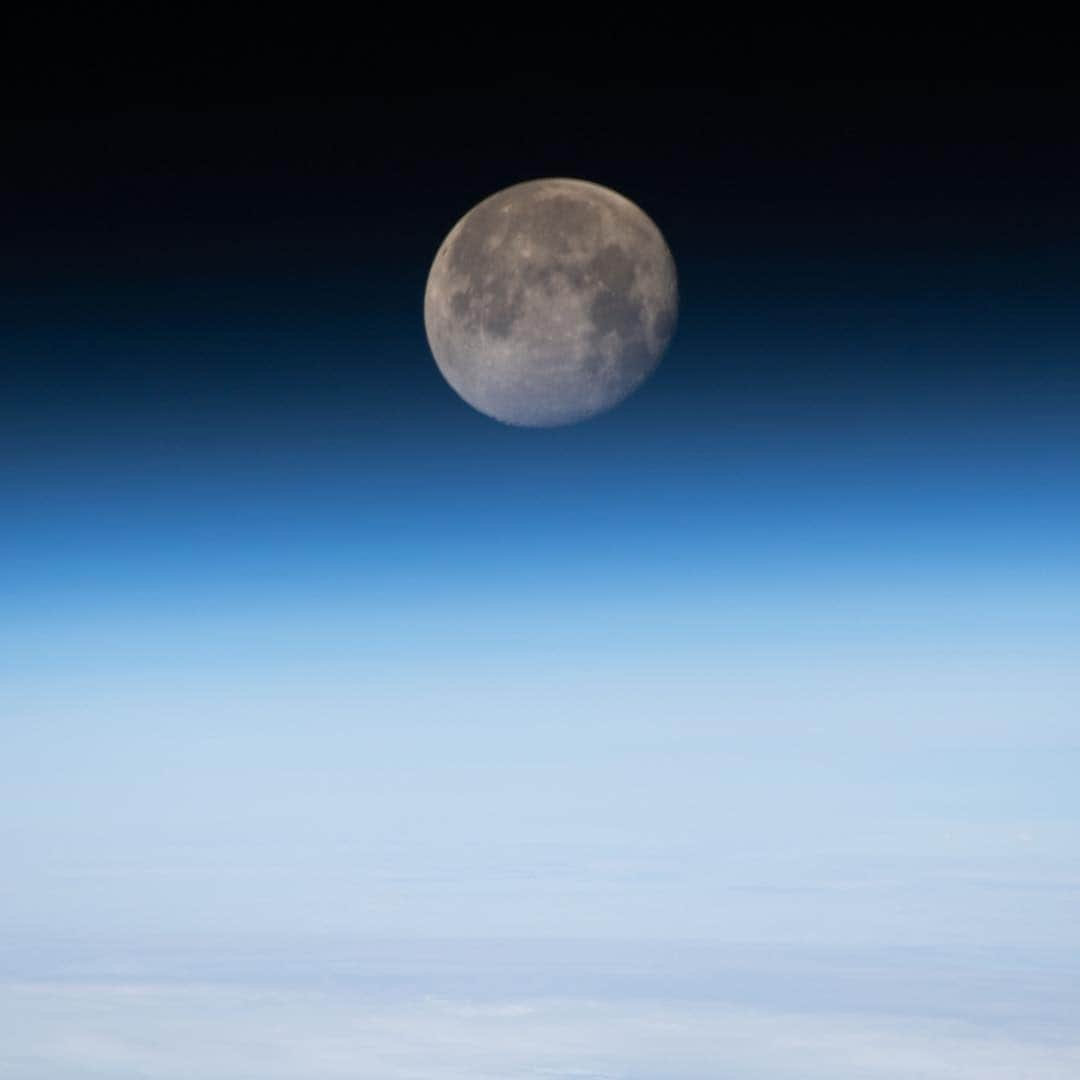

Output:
xmin=8 ymin=72 xmax=1079 ymax=606
xmin=4 ymin=27 xmax=1080 ymax=1077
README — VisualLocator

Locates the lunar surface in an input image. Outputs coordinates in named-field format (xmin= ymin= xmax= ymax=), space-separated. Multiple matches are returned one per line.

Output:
xmin=424 ymin=178 xmax=678 ymax=427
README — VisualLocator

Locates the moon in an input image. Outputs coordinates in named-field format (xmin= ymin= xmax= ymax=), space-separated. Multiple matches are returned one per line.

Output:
xmin=424 ymin=178 xmax=678 ymax=427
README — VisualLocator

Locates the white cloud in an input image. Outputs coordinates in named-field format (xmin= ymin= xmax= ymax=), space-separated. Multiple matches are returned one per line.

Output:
xmin=2 ymin=979 xmax=1078 ymax=1080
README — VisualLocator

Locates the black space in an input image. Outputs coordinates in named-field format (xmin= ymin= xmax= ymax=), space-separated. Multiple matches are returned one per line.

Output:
xmin=4 ymin=20 xmax=1080 ymax=463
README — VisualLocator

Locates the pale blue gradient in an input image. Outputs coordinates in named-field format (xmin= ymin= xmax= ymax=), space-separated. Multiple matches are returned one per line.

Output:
xmin=3 ymin=426 xmax=1078 ymax=951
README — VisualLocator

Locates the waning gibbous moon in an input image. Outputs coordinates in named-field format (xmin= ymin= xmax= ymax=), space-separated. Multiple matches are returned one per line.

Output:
xmin=424 ymin=178 xmax=678 ymax=427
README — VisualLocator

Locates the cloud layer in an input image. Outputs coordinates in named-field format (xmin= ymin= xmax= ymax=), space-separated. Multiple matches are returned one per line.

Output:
xmin=4 ymin=942 xmax=1079 ymax=1079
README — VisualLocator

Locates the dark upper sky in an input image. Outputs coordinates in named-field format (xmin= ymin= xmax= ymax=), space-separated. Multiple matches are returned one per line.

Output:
xmin=4 ymin=25 xmax=1080 ymax=477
